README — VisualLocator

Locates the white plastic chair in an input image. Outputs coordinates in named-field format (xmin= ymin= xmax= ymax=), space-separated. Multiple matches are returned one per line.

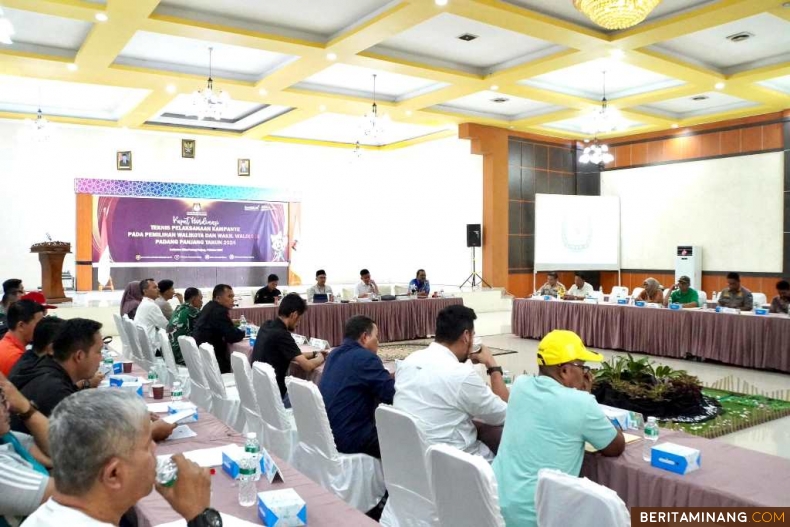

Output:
xmin=112 ymin=314 xmax=131 ymax=360
xmin=609 ymin=286 xmax=628 ymax=299
xmin=631 ymin=287 xmax=644 ymax=300
xmin=157 ymin=329 xmax=189 ymax=391
xmin=376 ymin=405 xmax=439 ymax=527
xmin=427 ymin=444 xmax=505 ymax=527
xmin=198 ymin=343 xmax=245 ymax=432
xmin=230 ymin=352 xmax=265 ymax=440
xmin=698 ymin=291 xmax=708 ymax=307
xmin=123 ymin=318 xmax=149 ymax=371
xmin=753 ymin=292 xmax=768 ymax=307
xmin=286 ymin=377 xmax=386 ymax=513
xmin=135 ymin=326 xmax=157 ymax=373
xmin=536 ymin=469 xmax=630 ymax=527
xmin=177 ymin=336 xmax=213 ymax=413
xmin=252 ymin=362 xmax=298 ymax=463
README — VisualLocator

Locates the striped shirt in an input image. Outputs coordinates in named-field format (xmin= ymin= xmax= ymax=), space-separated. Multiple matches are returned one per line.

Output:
xmin=0 ymin=432 xmax=49 ymax=525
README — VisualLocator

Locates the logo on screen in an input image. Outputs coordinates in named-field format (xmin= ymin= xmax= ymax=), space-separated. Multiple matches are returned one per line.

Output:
xmin=561 ymin=211 xmax=592 ymax=251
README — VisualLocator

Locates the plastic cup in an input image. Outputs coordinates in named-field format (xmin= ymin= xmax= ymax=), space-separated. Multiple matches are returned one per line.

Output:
xmin=152 ymin=384 xmax=165 ymax=400
xmin=122 ymin=361 xmax=133 ymax=373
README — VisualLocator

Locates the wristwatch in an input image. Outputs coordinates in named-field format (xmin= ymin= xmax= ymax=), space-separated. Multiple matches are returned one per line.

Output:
xmin=486 ymin=366 xmax=503 ymax=376
xmin=16 ymin=400 xmax=38 ymax=421
xmin=187 ymin=508 xmax=222 ymax=527
xmin=79 ymin=379 xmax=91 ymax=390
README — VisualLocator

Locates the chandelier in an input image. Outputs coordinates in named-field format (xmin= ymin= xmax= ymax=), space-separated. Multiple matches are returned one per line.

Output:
xmin=189 ymin=47 xmax=230 ymax=120
xmin=361 ymin=74 xmax=388 ymax=143
xmin=0 ymin=7 xmax=14 ymax=45
xmin=573 ymin=0 xmax=661 ymax=30
xmin=583 ymin=71 xmax=622 ymax=135
xmin=579 ymin=139 xmax=613 ymax=165
xmin=24 ymin=108 xmax=52 ymax=142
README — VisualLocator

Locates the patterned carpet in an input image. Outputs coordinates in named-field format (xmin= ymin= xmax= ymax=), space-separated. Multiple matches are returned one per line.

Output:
xmin=378 ymin=339 xmax=516 ymax=362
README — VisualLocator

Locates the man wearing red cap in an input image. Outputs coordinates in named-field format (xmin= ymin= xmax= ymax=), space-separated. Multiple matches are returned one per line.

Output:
xmin=19 ymin=293 xmax=57 ymax=315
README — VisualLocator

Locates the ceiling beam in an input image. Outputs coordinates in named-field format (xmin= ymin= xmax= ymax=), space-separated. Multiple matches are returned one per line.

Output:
xmin=1 ymin=0 xmax=98 ymax=22
xmin=243 ymin=108 xmax=317 ymax=140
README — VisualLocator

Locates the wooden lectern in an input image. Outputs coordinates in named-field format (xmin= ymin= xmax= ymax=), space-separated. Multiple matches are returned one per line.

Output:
xmin=30 ymin=241 xmax=72 ymax=304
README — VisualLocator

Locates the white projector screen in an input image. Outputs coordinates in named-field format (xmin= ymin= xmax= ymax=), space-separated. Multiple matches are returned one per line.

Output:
xmin=535 ymin=194 xmax=621 ymax=271
xmin=601 ymin=152 xmax=784 ymax=272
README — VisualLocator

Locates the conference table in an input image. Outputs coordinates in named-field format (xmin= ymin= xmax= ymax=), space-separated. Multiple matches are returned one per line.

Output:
xmin=231 ymin=297 xmax=463 ymax=347
xmin=512 ymin=298 xmax=790 ymax=372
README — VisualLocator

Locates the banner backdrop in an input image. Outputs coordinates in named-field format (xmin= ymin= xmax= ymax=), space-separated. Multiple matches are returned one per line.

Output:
xmin=92 ymin=196 xmax=289 ymax=264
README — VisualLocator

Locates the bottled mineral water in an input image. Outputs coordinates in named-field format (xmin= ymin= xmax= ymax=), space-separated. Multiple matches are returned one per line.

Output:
xmin=101 ymin=354 xmax=114 ymax=377
xmin=240 ymin=315 xmax=249 ymax=337
xmin=156 ymin=456 xmax=178 ymax=487
xmin=642 ymin=416 xmax=659 ymax=462
xmin=171 ymin=381 xmax=183 ymax=402
xmin=238 ymin=454 xmax=257 ymax=507
xmin=244 ymin=432 xmax=262 ymax=481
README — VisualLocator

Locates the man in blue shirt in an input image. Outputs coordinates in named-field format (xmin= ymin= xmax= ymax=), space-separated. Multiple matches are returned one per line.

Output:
xmin=492 ymin=330 xmax=624 ymax=527
xmin=319 ymin=315 xmax=395 ymax=459
xmin=408 ymin=269 xmax=430 ymax=297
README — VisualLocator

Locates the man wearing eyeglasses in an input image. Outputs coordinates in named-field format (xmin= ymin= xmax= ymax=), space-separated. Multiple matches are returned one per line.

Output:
xmin=492 ymin=330 xmax=624 ymax=527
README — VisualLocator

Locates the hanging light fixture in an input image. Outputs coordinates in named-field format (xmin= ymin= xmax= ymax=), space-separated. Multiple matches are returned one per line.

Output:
xmin=0 ymin=7 xmax=15 ymax=45
xmin=579 ymin=138 xmax=613 ymax=165
xmin=189 ymin=47 xmax=231 ymax=120
xmin=24 ymin=108 xmax=52 ymax=142
xmin=361 ymin=74 xmax=389 ymax=143
xmin=583 ymin=71 xmax=623 ymax=135
xmin=573 ymin=0 xmax=661 ymax=31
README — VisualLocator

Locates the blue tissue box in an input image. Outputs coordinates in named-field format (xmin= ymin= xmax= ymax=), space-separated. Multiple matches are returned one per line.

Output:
xmin=257 ymin=489 xmax=307 ymax=526
xmin=107 ymin=375 xmax=143 ymax=396
xmin=650 ymin=442 xmax=701 ymax=475
xmin=755 ymin=308 xmax=768 ymax=316
xmin=617 ymin=298 xmax=628 ymax=305
xmin=113 ymin=362 xmax=123 ymax=374
xmin=543 ymin=295 xmax=552 ymax=301
xmin=221 ymin=445 xmax=264 ymax=479
xmin=669 ymin=303 xmax=681 ymax=310
xmin=635 ymin=300 xmax=646 ymax=307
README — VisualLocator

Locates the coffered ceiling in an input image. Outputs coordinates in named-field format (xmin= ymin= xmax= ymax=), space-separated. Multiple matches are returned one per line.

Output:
xmin=0 ymin=0 xmax=788 ymax=149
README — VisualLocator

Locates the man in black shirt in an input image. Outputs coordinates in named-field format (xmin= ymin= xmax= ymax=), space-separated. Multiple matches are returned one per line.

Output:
xmin=251 ymin=293 xmax=324 ymax=408
xmin=254 ymin=274 xmax=282 ymax=304
xmin=9 ymin=316 xmax=65 ymax=382
xmin=192 ymin=284 xmax=245 ymax=374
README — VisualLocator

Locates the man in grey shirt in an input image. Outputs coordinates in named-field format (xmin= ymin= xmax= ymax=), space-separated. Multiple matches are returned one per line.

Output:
xmin=155 ymin=279 xmax=183 ymax=320
xmin=306 ymin=270 xmax=334 ymax=302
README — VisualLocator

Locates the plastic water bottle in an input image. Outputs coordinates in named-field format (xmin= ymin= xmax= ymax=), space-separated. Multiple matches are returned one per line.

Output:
xmin=155 ymin=357 xmax=167 ymax=382
xmin=503 ymin=370 xmax=513 ymax=387
xmin=156 ymin=456 xmax=178 ymax=487
xmin=101 ymin=355 xmax=114 ymax=376
xmin=240 ymin=315 xmax=249 ymax=337
xmin=238 ymin=454 xmax=258 ymax=507
xmin=642 ymin=416 xmax=659 ymax=462
xmin=244 ymin=432 xmax=262 ymax=481
xmin=147 ymin=370 xmax=158 ymax=397
xmin=171 ymin=381 xmax=183 ymax=402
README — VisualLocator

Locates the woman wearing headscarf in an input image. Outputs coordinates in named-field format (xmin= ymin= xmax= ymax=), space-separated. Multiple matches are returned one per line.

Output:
xmin=637 ymin=277 xmax=664 ymax=304
xmin=120 ymin=281 xmax=142 ymax=319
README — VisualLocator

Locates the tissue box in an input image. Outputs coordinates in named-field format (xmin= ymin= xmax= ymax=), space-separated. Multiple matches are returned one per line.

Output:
xmin=167 ymin=402 xmax=198 ymax=422
xmin=112 ymin=362 xmax=123 ymax=374
xmin=221 ymin=445 xmax=264 ymax=479
xmin=107 ymin=375 xmax=143 ymax=396
xmin=634 ymin=300 xmax=646 ymax=307
xmin=651 ymin=442 xmax=701 ymax=475
xmin=617 ymin=298 xmax=628 ymax=305
xmin=669 ymin=303 xmax=681 ymax=310
xmin=257 ymin=489 xmax=306 ymax=527
xmin=599 ymin=404 xmax=635 ymax=431
xmin=755 ymin=308 xmax=768 ymax=316
xmin=543 ymin=295 xmax=553 ymax=301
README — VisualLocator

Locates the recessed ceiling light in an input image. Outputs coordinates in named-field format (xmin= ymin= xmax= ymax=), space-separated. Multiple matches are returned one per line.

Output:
xmin=405 ymin=110 xmax=413 ymax=116
xmin=326 ymin=52 xmax=337 ymax=61
xmin=714 ymin=82 xmax=725 ymax=90
xmin=95 ymin=13 xmax=108 ymax=22
xmin=166 ymin=84 xmax=177 ymax=94
xmin=67 ymin=63 xmax=78 ymax=71
xmin=258 ymin=88 xmax=268 ymax=96
xmin=691 ymin=95 xmax=709 ymax=101
xmin=671 ymin=124 xmax=679 ymax=129
xmin=490 ymin=85 xmax=499 ymax=91
xmin=319 ymin=104 xmax=327 ymax=112
xmin=435 ymin=0 xmax=448 ymax=5
xmin=457 ymin=33 xmax=478 ymax=42
xmin=609 ymin=49 xmax=625 ymax=60
xmin=726 ymin=31 xmax=754 ymax=43
xmin=490 ymin=97 xmax=509 ymax=104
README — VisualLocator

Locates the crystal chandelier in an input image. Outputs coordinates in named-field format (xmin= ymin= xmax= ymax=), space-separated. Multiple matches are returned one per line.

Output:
xmin=361 ymin=74 xmax=389 ymax=143
xmin=189 ymin=47 xmax=230 ymax=120
xmin=583 ymin=71 xmax=622 ymax=135
xmin=579 ymin=139 xmax=613 ymax=165
xmin=24 ymin=108 xmax=52 ymax=142
xmin=573 ymin=0 xmax=662 ymax=31
xmin=0 ymin=7 xmax=14 ymax=45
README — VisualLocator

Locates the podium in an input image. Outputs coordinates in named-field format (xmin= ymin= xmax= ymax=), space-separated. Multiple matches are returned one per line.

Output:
xmin=30 ymin=241 xmax=72 ymax=304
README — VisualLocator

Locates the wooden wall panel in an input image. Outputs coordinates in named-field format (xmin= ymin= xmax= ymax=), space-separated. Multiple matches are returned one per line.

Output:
xmin=75 ymin=193 xmax=93 ymax=292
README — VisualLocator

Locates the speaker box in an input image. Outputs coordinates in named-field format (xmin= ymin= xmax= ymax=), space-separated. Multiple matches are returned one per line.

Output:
xmin=466 ymin=224 xmax=481 ymax=247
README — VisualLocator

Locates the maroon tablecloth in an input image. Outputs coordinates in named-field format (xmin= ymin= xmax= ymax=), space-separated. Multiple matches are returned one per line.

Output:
xmin=512 ymin=299 xmax=790 ymax=372
xmin=232 ymin=297 xmax=463 ymax=346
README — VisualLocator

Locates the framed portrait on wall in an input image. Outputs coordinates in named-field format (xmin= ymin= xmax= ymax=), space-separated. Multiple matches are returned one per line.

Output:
xmin=182 ymin=139 xmax=195 ymax=158
xmin=238 ymin=158 xmax=250 ymax=177
xmin=117 ymin=151 xmax=132 ymax=170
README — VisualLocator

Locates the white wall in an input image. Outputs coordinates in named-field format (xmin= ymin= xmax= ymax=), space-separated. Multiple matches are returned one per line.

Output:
xmin=0 ymin=120 xmax=482 ymax=289
xmin=601 ymin=152 xmax=784 ymax=272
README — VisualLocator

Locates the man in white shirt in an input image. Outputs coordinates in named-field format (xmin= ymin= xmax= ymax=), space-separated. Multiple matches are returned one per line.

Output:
xmin=394 ymin=305 xmax=509 ymax=461
xmin=564 ymin=272 xmax=594 ymax=300
xmin=22 ymin=389 xmax=216 ymax=527
xmin=355 ymin=269 xmax=379 ymax=298
xmin=306 ymin=269 xmax=334 ymax=302
xmin=134 ymin=279 xmax=169 ymax=353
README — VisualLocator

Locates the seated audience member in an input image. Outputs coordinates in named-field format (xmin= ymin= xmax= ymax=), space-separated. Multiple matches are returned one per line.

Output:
xmin=119 ymin=281 xmax=142 ymax=320
xmin=0 ymin=288 xmax=20 ymax=339
xmin=769 ymin=280 xmax=790 ymax=314
xmin=0 ymin=301 xmax=45 ymax=377
xmin=252 ymin=294 xmax=323 ymax=408
xmin=168 ymin=287 xmax=203 ymax=366
xmin=717 ymin=272 xmax=754 ymax=311
xmin=9 ymin=317 xmax=65 ymax=382
xmin=20 ymin=390 xmax=217 ymax=527
xmin=306 ymin=270 xmax=334 ymax=302
xmin=663 ymin=275 xmax=699 ymax=308
xmin=356 ymin=269 xmax=380 ymax=298
xmin=2 ymin=279 xmax=25 ymax=298
xmin=155 ymin=279 xmax=183 ymax=320
xmin=11 ymin=318 xmax=104 ymax=434
xmin=254 ymin=274 xmax=282 ymax=305
xmin=493 ymin=330 xmax=624 ymax=527
xmin=320 ymin=315 xmax=394 ymax=458
xmin=564 ymin=272 xmax=594 ymax=300
xmin=408 ymin=269 xmax=431 ymax=297
xmin=192 ymin=284 xmax=245 ymax=374
xmin=394 ymin=305 xmax=508 ymax=461
xmin=1 ymin=376 xmax=54 ymax=526
xmin=637 ymin=277 xmax=664 ymax=304
xmin=536 ymin=272 xmax=566 ymax=298
xmin=135 ymin=279 xmax=169 ymax=354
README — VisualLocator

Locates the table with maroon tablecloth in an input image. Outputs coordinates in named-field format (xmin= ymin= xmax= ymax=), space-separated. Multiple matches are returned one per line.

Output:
xmin=231 ymin=297 xmax=463 ymax=347
xmin=512 ymin=299 xmax=790 ymax=372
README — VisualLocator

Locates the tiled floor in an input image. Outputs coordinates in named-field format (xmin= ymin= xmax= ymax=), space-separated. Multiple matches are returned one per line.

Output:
xmin=476 ymin=309 xmax=790 ymax=461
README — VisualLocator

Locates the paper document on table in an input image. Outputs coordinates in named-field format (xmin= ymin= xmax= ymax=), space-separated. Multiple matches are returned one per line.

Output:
xmin=182 ymin=446 xmax=227 ymax=468
xmin=166 ymin=425 xmax=197 ymax=441
xmin=155 ymin=512 xmax=260 ymax=527
xmin=163 ymin=409 xmax=197 ymax=424
xmin=585 ymin=432 xmax=640 ymax=453
xmin=147 ymin=402 xmax=170 ymax=413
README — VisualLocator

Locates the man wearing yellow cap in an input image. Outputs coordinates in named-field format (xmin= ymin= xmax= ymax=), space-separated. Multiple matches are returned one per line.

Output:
xmin=492 ymin=330 xmax=624 ymax=527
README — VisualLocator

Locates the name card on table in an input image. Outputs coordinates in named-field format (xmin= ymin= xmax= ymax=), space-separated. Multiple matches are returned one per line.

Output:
xmin=222 ymin=444 xmax=263 ymax=479
xmin=308 ymin=338 xmax=330 ymax=351
xmin=646 ymin=303 xmax=662 ymax=309
xmin=583 ymin=297 xmax=598 ymax=304
xmin=257 ymin=489 xmax=306 ymax=527
xmin=651 ymin=442 xmax=701 ymax=475
xmin=168 ymin=402 xmax=198 ymax=422
xmin=669 ymin=303 xmax=681 ymax=310
xmin=755 ymin=308 xmax=769 ymax=316
xmin=292 ymin=334 xmax=307 ymax=345
xmin=261 ymin=447 xmax=284 ymax=484
xmin=634 ymin=300 xmax=646 ymax=307
xmin=716 ymin=306 xmax=740 ymax=315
